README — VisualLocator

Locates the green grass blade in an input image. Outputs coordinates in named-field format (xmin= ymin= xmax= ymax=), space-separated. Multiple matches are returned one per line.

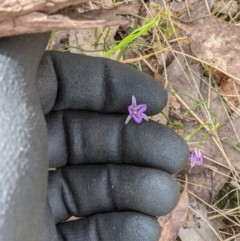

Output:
xmin=102 ymin=13 xmax=160 ymax=58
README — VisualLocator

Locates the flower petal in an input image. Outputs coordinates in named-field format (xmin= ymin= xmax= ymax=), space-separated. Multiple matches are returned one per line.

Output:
xmin=189 ymin=148 xmax=195 ymax=153
xmin=190 ymin=155 xmax=197 ymax=167
xmin=132 ymin=114 xmax=143 ymax=124
xmin=132 ymin=95 xmax=137 ymax=106
xmin=136 ymin=104 xmax=147 ymax=113
xmin=195 ymin=149 xmax=200 ymax=158
xmin=189 ymin=148 xmax=205 ymax=167
xmin=128 ymin=105 xmax=135 ymax=114
xmin=125 ymin=115 xmax=132 ymax=124
xmin=198 ymin=154 xmax=203 ymax=165
xmin=142 ymin=113 xmax=149 ymax=121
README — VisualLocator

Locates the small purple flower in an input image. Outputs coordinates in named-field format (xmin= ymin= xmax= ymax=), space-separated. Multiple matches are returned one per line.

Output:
xmin=125 ymin=95 xmax=149 ymax=124
xmin=189 ymin=148 xmax=207 ymax=168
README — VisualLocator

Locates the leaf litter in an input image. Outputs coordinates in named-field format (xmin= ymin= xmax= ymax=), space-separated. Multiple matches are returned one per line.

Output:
xmin=49 ymin=0 xmax=240 ymax=240
xmin=173 ymin=15 xmax=240 ymax=81
xmin=158 ymin=176 xmax=189 ymax=241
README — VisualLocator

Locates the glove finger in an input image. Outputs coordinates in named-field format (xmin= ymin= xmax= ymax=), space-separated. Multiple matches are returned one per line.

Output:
xmin=57 ymin=212 xmax=160 ymax=241
xmin=48 ymin=165 xmax=179 ymax=223
xmin=39 ymin=199 xmax=58 ymax=241
xmin=46 ymin=110 xmax=189 ymax=172
xmin=37 ymin=51 xmax=167 ymax=115
xmin=0 ymin=33 xmax=49 ymax=241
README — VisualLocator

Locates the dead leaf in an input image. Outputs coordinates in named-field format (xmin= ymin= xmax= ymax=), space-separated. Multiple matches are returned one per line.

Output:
xmin=214 ymin=1 xmax=240 ymax=18
xmin=151 ymin=112 xmax=167 ymax=125
xmin=152 ymin=93 xmax=171 ymax=125
xmin=166 ymin=54 xmax=219 ymax=123
xmin=170 ymin=95 xmax=181 ymax=111
xmin=212 ymin=70 xmax=240 ymax=116
xmin=173 ymin=16 xmax=240 ymax=81
xmin=149 ymin=0 xmax=167 ymax=10
xmin=218 ymin=117 xmax=240 ymax=172
xmin=187 ymin=164 xmax=228 ymax=204
xmin=171 ymin=0 xmax=216 ymax=21
xmin=179 ymin=199 xmax=220 ymax=241
xmin=158 ymin=176 xmax=189 ymax=241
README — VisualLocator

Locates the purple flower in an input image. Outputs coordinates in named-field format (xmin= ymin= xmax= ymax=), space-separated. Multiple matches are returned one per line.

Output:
xmin=125 ymin=95 xmax=149 ymax=124
xmin=189 ymin=148 xmax=207 ymax=168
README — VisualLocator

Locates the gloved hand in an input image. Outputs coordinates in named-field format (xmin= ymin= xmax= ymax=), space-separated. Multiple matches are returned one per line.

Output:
xmin=0 ymin=33 xmax=189 ymax=241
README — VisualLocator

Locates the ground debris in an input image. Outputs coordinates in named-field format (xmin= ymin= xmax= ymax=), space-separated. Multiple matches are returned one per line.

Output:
xmin=158 ymin=178 xmax=189 ymax=241
xmin=178 ymin=198 xmax=220 ymax=241
xmin=212 ymin=70 xmax=240 ymax=117
xmin=171 ymin=0 xmax=216 ymax=21
xmin=213 ymin=0 xmax=240 ymax=18
xmin=173 ymin=15 xmax=240 ymax=81
xmin=0 ymin=2 xmax=137 ymax=37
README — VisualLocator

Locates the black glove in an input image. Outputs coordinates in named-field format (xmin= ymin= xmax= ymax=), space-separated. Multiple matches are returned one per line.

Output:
xmin=0 ymin=33 xmax=189 ymax=241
